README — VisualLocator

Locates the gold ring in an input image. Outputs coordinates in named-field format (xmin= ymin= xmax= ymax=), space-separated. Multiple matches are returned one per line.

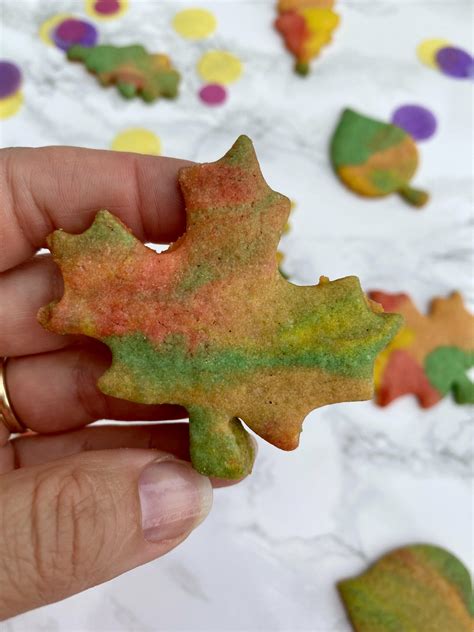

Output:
xmin=0 ymin=358 xmax=27 ymax=434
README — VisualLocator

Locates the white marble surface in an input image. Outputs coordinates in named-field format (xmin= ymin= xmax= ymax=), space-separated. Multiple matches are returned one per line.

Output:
xmin=1 ymin=0 xmax=473 ymax=630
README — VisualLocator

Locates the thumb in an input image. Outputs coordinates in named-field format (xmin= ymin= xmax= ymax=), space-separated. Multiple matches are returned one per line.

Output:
xmin=0 ymin=449 xmax=213 ymax=619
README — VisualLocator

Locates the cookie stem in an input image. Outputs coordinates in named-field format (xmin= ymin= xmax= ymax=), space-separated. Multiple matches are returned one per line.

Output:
xmin=398 ymin=185 xmax=429 ymax=208
xmin=188 ymin=407 xmax=256 ymax=479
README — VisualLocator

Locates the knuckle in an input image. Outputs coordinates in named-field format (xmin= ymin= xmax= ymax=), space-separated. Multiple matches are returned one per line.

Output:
xmin=74 ymin=346 xmax=112 ymax=422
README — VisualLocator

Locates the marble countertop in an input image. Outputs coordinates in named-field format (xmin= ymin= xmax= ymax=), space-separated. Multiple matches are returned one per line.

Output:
xmin=1 ymin=1 xmax=473 ymax=630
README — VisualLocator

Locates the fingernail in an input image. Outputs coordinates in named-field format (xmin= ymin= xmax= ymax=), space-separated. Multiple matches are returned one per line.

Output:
xmin=139 ymin=459 xmax=213 ymax=543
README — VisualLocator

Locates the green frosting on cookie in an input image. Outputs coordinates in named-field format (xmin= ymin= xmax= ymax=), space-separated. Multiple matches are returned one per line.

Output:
xmin=338 ymin=544 xmax=474 ymax=632
xmin=331 ymin=108 xmax=406 ymax=169
xmin=425 ymin=346 xmax=474 ymax=404
xmin=67 ymin=44 xmax=180 ymax=101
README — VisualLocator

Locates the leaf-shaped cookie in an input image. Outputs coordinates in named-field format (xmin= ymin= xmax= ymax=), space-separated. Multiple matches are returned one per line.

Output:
xmin=275 ymin=0 xmax=340 ymax=75
xmin=331 ymin=108 xmax=429 ymax=207
xmin=67 ymin=44 xmax=180 ymax=101
xmin=39 ymin=136 xmax=401 ymax=478
xmin=338 ymin=544 xmax=474 ymax=632
xmin=370 ymin=291 xmax=474 ymax=407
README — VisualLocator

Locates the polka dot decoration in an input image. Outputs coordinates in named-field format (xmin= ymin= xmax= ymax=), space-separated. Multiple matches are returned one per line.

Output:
xmin=39 ymin=13 xmax=73 ymax=46
xmin=199 ymin=83 xmax=227 ymax=106
xmin=85 ymin=0 xmax=129 ymax=20
xmin=197 ymin=50 xmax=243 ymax=85
xmin=391 ymin=105 xmax=437 ymax=141
xmin=0 ymin=61 xmax=22 ymax=99
xmin=417 ymin=38 xmax=451 ymax=69
xmin=436 ymin=46 xmax=474 ymax=79
xmin=111 ymin=128 xmax=162 ymax=156
xmin=417 ymin=38 xmax=473 ymax=80
xmin=0 ymin=90 xmax=24 ymax=120
xmin=173 ymin=8 xmax=217 ymax=40
xmin=0 ymin=60 xmax=23 ymax=120
xmin=53 ymin=18 xmax=98 ymax=51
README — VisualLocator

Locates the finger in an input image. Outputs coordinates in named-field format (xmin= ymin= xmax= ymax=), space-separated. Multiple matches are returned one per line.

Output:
xmin=0 ymin=449 xmax=213 ymax=618
xmin=0 ymin=146 xmax=191 ymax=272
xmin=9 ymin=424 xmax=247 ymax=488
xmin=0 ymin=254 xmax=74 ymax=357
xmin=14 ymin=423 xmax=191 ymax=467
xmin=6 ymin=342 xmax=187 ymax=433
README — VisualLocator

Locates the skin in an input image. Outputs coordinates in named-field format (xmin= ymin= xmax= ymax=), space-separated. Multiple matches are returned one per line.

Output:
xmin=0 ymin=147 xmax=247 ymax=620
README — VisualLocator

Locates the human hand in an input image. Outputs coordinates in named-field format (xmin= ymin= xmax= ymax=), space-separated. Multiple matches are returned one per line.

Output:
xmin=0 ymin=147 xmax=243 ymax=619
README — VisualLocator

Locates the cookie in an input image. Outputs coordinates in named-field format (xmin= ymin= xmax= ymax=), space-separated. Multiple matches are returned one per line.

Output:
xmin=67 ymin=44 xmax=180 ymax=101
xmin=38 ymin=136 xmax=401 ymax=478
xmin=331 ymin=108 xmax=429 ymax=207
xmin=338 ymin=544 xmax=474 ymax=632
xmin=370 ymin=291 xmax=474 ymax=407
xmin=275 ymin=0 xmax=340 ymax=75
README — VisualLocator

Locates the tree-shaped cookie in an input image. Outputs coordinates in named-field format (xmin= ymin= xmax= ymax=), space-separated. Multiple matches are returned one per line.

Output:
xmin=39 ymin=136 xmax=401 ymax=478
xmin=275 ymin=0 xmax=340 ymax=75
xmin=339 ymin=544 xmax=474 ymax=632
xmin=370 ymin=291 xmax=474 ymax=407
xmin=67 ymin=44 xmax=180 ymax=101
xmin=331 ymin=109 xmax=429 ymax=207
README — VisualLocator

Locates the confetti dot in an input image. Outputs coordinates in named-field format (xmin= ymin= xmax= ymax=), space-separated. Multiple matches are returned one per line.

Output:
xmin=85 ymin=0 xmax=128 ymax=20
xmin=111 ymin=128 xmax=162 ymax=156
xmin=173 ymin=8 xmax=217 ymax=40
xmin=391 ymin=105 xmax=437 ymax=141
xmin=416 ymin=38 xmax=451 ymax=69
xmin=53 ymin=18 xmax=98 ymax=51
xmin=0 ymin=61 xmax=22 ymax=99
xmin=0 ymin=91 xmax=24 ymax=120
xmin=199 ymin=83 xmax=227 ymax=106
xmin=436 ymin=46 xmax=474 ymax=79
xmin=39 ymin=13 xmax=73 ymax=46
xmin=197 ymin=51 xmax=242 ymax=85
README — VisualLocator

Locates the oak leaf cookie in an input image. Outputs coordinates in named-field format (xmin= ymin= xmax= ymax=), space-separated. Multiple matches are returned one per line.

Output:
xmin=39 ymin=136 xmax=401 ymax=478
xmin=331 ymin=108 xmax=429 ymax=208
xmin=67 ymin=44 xmax=180 ymax=101
xmin=370 ymin=290 xmax=474 ymax=407
xmin=338 ymin=544 xmax=474 ymax=632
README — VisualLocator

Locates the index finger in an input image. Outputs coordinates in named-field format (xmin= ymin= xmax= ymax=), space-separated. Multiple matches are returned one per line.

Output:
xmin=0 ymin=146 xmax=190 ymax=272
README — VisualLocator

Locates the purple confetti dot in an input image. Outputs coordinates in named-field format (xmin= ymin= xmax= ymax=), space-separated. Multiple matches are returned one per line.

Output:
xmin=436 ymin=46 xmax=474 ymax=79
xmin=53 ymin=18 xmax=98 ymax=51
xmin=95 ymin=0 xmax=121 ymax=15
xmin=199 ymin=84 xmax=227 ymax=106
xmin=391 ymin=104 xmax=437 ymax=142
xmin=0 ymin=61 xmax=22 ymax=99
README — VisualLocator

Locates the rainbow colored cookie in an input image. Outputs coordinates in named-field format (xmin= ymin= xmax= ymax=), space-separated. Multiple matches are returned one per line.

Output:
xmin=331 ymin=109 xmax=429 ymax=207
xmin=338 ymin=544 xmax=474 ymax=632
xmin=370 ymin=290 xmax=474 ymax=407
xmin=38 ymin=136 xmax=401 ymax=478
xmin=275 ymin=0 xmax=340 ymax=75
xmin=67 ymin=44 xmax=180 ymax=101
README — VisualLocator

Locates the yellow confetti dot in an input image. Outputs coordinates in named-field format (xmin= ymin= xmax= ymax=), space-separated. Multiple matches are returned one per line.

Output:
xmin=0 ymin=91 xmax=24 ymax=120
xmin=417 ymin=38 xmax=451 ymax=69
xmin=39 ymin=13 xmax=72 ymax=46
xmin=197 ymin=51 xmax=243 ymax=85
xmin=173 ymin=8 xmax=217 ymax=40
xmin=85 ymin=0 xmax=129 ymax=21
xmin=111 ymin=128 xmax=162 ymax=156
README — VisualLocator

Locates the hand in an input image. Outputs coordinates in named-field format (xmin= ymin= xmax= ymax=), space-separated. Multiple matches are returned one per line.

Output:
xmin=0 ymin=147 xmax=242 ymax=619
